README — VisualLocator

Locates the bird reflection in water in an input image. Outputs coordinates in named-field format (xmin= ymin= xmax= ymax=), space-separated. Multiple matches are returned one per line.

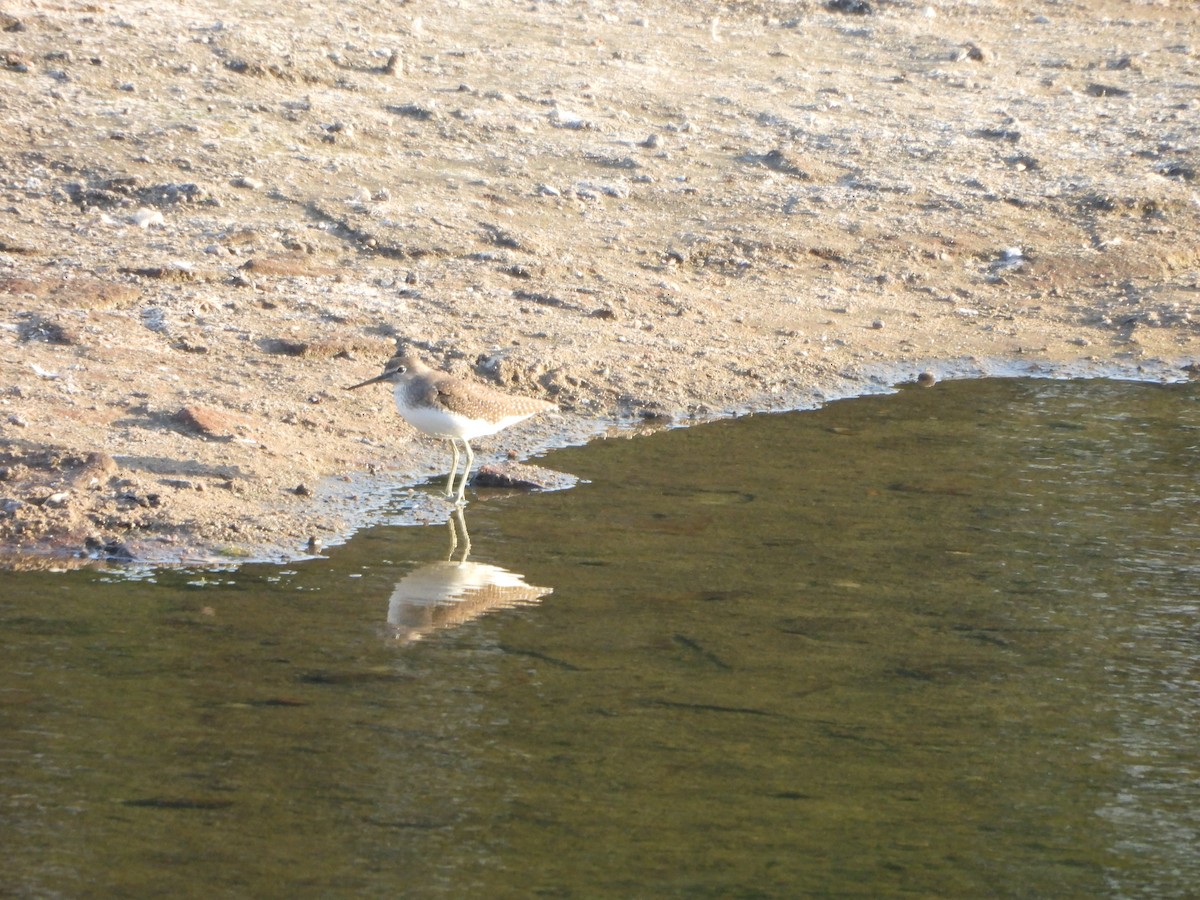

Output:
xmin=386 ymin=506 xmax=553 ymax=644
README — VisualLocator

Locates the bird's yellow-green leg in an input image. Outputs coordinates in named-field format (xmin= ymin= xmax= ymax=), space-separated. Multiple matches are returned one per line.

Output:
xmin=455 ymin=441 xmax=475 ymax=505
xmin=446 ymin=439 xmax=461 ymax=499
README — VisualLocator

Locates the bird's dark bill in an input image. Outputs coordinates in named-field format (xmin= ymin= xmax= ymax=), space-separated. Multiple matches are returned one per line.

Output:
xmin=346 ymin=371 xmax=391 ymax=390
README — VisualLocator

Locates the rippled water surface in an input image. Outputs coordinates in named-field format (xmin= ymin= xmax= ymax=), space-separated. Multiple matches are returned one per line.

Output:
xmin=3 ymin=378 xmax=1199 ymax=897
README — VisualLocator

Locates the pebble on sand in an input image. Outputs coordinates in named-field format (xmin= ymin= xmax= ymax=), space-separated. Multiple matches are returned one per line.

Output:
xmin=132 ymin=208 xmax=165 ymax=228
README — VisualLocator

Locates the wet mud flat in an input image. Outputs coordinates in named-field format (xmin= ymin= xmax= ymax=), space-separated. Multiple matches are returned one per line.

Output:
xmin=0 ymin=0 xmax=1197 ymax=564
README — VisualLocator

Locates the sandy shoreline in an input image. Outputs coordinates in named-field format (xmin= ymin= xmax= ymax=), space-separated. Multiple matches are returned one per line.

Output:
xmin=1 ymin=0 xmax=1197 ymax=566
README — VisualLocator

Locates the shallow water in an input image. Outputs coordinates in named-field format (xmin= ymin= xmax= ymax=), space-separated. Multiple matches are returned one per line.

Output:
xmin=3 ymin=378 xmax=1199 ymax=897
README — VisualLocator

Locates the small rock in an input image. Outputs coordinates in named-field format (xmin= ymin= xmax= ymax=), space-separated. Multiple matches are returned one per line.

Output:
xmin=388 ymin=103 xmax=435 ymax=121
xmin=240 ymin=255 xmax=335 ymax=277
xmin=1085 ymin=82 xmax=1131 ymax=98
xmin=550 ymin=108 xmax=591 ymax=130
xmin=760 ymin=148 xmax=812 ymax=180
xmin=86 ymin=536 xmax=134 ymax=560
xmin=826 ymin=0 xmax=872 ymax=14
xmin=961 ymin=42 xmax=991 ymax=63
xmin=322 ymin=121 xmax=355 ymax=143
xmin=637 ymin=407 xmax=674 ymax=424
xmin=973 ymin=127 xmax=1021 ymax=143
xmin=2 ymin=50 xmax=29 ymax=72
xmin=132 ymin=207 xmax=164 ymax=228
xmin=19 ymin=315 xmax=81 ymax=345
xmin=481 ymin=223 xmax=528 ymax=251
xmin=31 ymin=491 xmax=71 ymax=508
xmin=293 ymin=483 xmax=312 ymax=496
xmin=1160 ymin=164 xmax=1195 ymax=182
xmin=473 ymin=462 xmax=575 ymax=492
xmin=231 ymin=175 xmax=263 ymax=190
xmin=871 ymin=319 xmax=884 ymax=330
xmin=574 ymin=180 xmax=628 ymax=199
xmin=1007 ymin=154 xmax=1040 ymax=171
xmin=30 ymin=363 xmax=59 ymax=379
xmin=122 ymin=262 xmax=214 ymax=282
xmin=72 ymin=452 xmax=118 ymax=488
xmin=173 ymin=405 xmax=238 ymax=438
xmin=916 ymin=371 xmax=937 ymax=386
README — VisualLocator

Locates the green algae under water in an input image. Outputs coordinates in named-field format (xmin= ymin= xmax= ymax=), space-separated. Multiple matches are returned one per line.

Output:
xmin=3 ymin=377 xmax=1199 ymax=898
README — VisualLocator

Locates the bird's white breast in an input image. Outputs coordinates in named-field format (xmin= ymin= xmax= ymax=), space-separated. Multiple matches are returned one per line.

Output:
xmin=394 ymin=387 xmax=535 ymax=440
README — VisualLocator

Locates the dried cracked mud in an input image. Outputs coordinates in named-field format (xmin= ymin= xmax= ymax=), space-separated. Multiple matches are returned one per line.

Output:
xmin=0 ymin=0 xmax=1197 ymax=566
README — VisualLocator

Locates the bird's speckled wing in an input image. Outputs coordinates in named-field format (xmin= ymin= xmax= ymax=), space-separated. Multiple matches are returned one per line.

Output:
xmin=432 ymin=375 xmax=555 ymax=422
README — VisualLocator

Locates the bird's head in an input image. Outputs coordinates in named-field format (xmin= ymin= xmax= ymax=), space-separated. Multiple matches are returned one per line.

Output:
xmin=345 ymin=352 xmax=417 ymax=390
